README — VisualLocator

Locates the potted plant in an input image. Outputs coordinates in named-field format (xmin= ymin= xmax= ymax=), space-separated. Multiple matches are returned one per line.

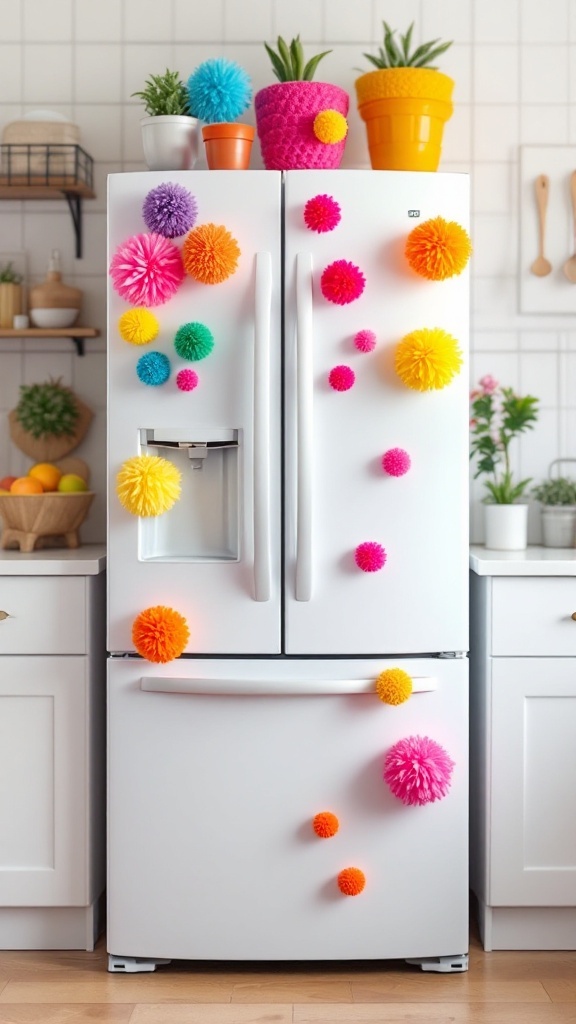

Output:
xmin=532 ymin=461 xmax=576 ymax=548
xmin=8 ymin=378 xmax=93 ymax=463
xmin=0 ymin=261 xmax=23 ymax=328
xmin=132 ymin=68 xmax=200 ymax=171
xmin=187 ymin=58 xmax=254 ymax=170
xmin=470 ymin=375 xmax=539 ymax=551
xmin=255 ymin=36 xmax=349 ymax=170
xmin=355 ymin=21 xmax=453 ymax=171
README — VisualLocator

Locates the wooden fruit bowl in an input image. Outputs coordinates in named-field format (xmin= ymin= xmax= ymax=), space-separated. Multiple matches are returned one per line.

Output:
xmin=0 ymin=491 xmax=94 ymax=552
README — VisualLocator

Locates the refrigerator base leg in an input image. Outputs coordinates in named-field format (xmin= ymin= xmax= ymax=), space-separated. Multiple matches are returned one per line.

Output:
xmin=108 ymin=955 xmax=172 ymax=973
xmin=405 ymin=954 xmax=469 ymax=973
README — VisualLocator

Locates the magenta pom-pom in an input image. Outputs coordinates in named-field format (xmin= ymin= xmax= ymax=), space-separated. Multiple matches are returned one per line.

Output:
xmin=176 ymin=368 xmax=199 ymax=392
xmin=304 ymin=194 xmax=341 ymax=233
xmin=383 ymin=735 xmax=455 ymax=807
xmin=354 ymin=329 xmax=376 ymax=353
xmin=329 ymin=364 xmax=355 ymax=392
xmin=321 ymin=260 xmax=365 ymax=305
xmin=382 ymin=447 xmax=411 ymax=477
xmin=110 ymin=233 xmax=184 ymax=307
xmin=355 ymin=541 xmax=386 ymax=573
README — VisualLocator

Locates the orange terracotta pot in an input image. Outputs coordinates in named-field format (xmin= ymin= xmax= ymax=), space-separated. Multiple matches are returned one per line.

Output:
xmin=202 ymin=123 xmax=255 ymax=170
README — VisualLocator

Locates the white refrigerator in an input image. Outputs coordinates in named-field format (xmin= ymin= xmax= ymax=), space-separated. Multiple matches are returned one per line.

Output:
xmin=107 ymin=170 xmax=469 ymax=973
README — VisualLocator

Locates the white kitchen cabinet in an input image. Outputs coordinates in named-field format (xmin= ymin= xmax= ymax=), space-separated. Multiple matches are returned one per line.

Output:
xmin=469 ymin=547 xmax=576 ymax=951
xmin=0 ymin=546 xmax=106 ymax=950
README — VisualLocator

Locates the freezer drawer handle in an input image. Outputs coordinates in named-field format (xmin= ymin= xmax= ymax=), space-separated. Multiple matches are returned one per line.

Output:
xmin=253 ymin=251 xmax=272 ymax=602
xmin=296 ymin=251 xmax=313 ymax=602
xmin=140 ymin=676 xmax=438 ymax=696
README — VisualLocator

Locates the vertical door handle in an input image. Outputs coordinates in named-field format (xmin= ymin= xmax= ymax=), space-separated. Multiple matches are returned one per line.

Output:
xmin=253 ymin=251 xmax=272 ymax=602
xmin=296 ymin=252 xmax=313 ymax=601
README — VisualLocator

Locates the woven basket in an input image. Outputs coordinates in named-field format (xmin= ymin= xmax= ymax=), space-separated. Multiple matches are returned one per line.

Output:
xmin=255 ymin=82 xmax=349 ymax=170
xmin=1 ymin=120 xmax=81 ymax=177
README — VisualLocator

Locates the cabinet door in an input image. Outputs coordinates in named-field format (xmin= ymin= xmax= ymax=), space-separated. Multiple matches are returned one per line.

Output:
xmin=0 ymin=657 xmax=87 ymax=905
xmin=490 ymin=657 xmax=576 ymax=905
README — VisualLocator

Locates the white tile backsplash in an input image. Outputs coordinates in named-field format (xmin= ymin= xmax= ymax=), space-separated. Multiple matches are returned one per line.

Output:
xmin=74 ymin=45 xmax=122 ymax=104
xmin=472 ymin=105 xmax=519 ymax=162
xmin=74 ymin=0 xmax=122 ymax=42
xmin=124 ymin=0 xmax=174 ymax=42
xmin=474 ymin=0 xmax=519 ymax=44
xmin=520 ymin=46 xmax=569 ymax=106
xmin=223 ymin=0 xmax=274 ymax=43
xmin=521 ymin=0 xmax=569 ymax=44
xmin=474 ymin=46 xmax=519 ymax=105
xmin=23 ymin=0 xmax=72 ymax=42
xmin=23 ymin=45 xmax=73 ymax=104
xmin=273 ymin=0 xmax=324 ymax=44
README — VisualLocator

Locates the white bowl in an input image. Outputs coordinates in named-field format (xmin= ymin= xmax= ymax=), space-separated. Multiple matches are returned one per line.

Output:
xmin=30 ymin=308 xmax=79 ymax=329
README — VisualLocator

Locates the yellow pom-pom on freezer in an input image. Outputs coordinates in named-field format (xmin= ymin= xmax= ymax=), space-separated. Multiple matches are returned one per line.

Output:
xmin=395 ymin=328 xmax=463 ymax=391
xmin=375 ymin=668 xmax=413 ymax=706
xmin=118 ymin=308 xmax=160 ymax=345
xmin=116 ymin=454 xmax=181 ymax=517
xmin=313 ymin=109 xmax=348 ymax=145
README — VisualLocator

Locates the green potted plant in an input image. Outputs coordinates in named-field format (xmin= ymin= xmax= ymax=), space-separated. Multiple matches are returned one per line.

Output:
xmin=470 ymin=375 xmax=539 ymax=551
xmin=532 ymin=461 xmax=576 ymax=548
xmin=0 ymin=261 xmax=23 ymax=328
xmin=355 ymin=21 xmax=453 ymax=171
xmin=132 ymin=68 xmax=200 ymax=171
xmin=255 ymin=36 xmax=349 ymax=170
xmin=9 ymin=378 xmax=93 ymax=463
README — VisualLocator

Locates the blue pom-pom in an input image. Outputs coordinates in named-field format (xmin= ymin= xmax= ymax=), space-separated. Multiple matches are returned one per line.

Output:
xmin=136 ymin=351 xmax=171 ymax=386
xmin=188 ymin=58 xmax=252 ymax=124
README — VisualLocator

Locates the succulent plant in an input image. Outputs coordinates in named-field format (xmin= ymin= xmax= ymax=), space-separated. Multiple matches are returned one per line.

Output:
xmin=0 ymin=261 xmax=23 ymax=285
xmin=532 ymin=477 xmax=576 ymax=506
xmin=132 ymin=69 xmax=192 ymax=117
xmin=363 ymin=22 xmax=452 ymax=71
xmin=16 ymin=379 xmax=80 ymax=439
xmin=264 ymin=36 xmax=332 ymax=83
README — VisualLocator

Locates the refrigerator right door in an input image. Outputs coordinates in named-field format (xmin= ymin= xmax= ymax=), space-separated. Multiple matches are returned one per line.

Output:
xmin=284 ymin=171 xmax=469 ymax=656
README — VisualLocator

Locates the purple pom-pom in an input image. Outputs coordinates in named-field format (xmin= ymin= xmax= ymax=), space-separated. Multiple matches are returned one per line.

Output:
xmin=142 ymin=183 xmax=198 ymax=239
xmin=383 ymin=735 xmax=455 ymax=806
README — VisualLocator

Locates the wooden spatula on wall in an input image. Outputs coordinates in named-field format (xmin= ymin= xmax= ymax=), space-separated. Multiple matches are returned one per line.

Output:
xmin=563 ymin=171 xmax=576 ymax=283
xmin=530 ymin=174 xmax=552 ymax=277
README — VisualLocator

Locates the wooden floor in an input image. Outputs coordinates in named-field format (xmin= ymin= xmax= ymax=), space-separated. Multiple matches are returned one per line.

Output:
xmin=0 ymin=922 xmax=574 ymax=1024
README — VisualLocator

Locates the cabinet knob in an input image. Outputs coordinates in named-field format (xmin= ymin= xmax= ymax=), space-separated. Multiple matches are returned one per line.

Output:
xmin=0 ymin=610 xmax=8 ymax=621
xmin=572 ymin=613 xmax=576 ymax=621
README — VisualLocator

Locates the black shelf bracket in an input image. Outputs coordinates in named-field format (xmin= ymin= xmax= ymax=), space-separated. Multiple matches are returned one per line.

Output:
xmin=71 ymin=336 xmax=86 ymax=356
xmin=64 ymin=192 xmax=83 ymax=258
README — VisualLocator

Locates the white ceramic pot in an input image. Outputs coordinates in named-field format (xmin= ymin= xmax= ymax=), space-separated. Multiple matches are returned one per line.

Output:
xmin=140 ymin=115 xmax=200 ymax=171
xmin=484 ymin=503 xmax=528 ymax=551
xmin=541 ymin=505 xmax=576 ymax=548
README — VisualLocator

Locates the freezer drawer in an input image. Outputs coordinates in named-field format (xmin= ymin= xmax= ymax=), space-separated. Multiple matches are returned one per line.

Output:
xmin=108 ymin=656 xmax=468 ymax=962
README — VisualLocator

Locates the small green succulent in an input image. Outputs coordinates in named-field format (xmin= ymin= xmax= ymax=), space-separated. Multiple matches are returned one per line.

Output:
xmin=0 ymin=261 xmax=23 ymax=285
xmin=363 ymin=22 xmax=453 ymax=71
xmin=132 ymin=69 xmax=192 ymax=117
xmin=16 ymin=379 xmax=80 ymax=439
xmin=264 ymin=36 xmax=332 ymax=83
xmin=532 ymin=477 xmax=576 ymax=506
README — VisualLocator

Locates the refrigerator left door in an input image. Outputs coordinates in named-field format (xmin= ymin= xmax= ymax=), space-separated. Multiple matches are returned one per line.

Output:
xmin=107 ymin=171 xmax=282 ymax=655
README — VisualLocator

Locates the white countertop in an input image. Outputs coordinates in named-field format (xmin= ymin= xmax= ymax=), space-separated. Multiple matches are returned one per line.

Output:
xmin=470 ymin=544 xmax=576 ymax=576
xmin=0 ymin=543 xmax=106 ymax=575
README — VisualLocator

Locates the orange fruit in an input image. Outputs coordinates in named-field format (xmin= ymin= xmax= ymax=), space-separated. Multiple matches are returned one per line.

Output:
xmin=10 ymin=476 xmax=44 ymax=495
xmin=57 ymin=473 xmax=87 ymax=493
xmin=29 ymin=462 xmax=62 ymax=491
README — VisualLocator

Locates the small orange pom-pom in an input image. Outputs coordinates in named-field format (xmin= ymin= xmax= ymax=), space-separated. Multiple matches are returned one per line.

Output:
xmin=313 ymin=812 xmax=339 ymax=838
xmin=375 ymin=668 xmax=413 ymax=706
xmin=405 ymin=216 xmax=472 ymax=281
xmin=395 ymin=328 xmax=463 ymax=391
xmin=337 ymin=867 xmax=365 ymax=896
xmin=182 ymin=223 xmax=240 ymax=285
xmin=132 ymin=605 xmax=190 ymax=662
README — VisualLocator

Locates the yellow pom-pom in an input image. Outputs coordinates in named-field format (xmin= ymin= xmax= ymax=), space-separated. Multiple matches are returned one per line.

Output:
xmin=313 ymin=109 xmax=348 ymax=145
xmin=395 ymin=328 xmax=463 ymax=391
xmin=405 ymin=216 xmax=472 ymax=281
xmin=116 ymin=455 xmax=181 ymax=517
xmin=118 ymin=308 xmax=160 ymax=345
xmin=375 ymin=668 xmax=413 ymax=706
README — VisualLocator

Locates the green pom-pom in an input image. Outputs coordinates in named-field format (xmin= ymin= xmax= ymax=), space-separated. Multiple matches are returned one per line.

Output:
xmin=174 ymin=322 xmax=214 ymax=362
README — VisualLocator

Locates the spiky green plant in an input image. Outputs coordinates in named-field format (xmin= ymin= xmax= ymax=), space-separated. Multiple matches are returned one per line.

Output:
xmin=132 ymin=69 xmax=192 ymax=117
xmin=0 ymin=261 xmax=22 ymax=284
xmin=16 ymin=379 xmax=80 ymax=439
xmin=264 ymin=36 xmax=332 ymax=82
xmin=363 ymin=22 xmax=452 ymax=71
xmin=532 ymin=477 xmax=576 ymax=506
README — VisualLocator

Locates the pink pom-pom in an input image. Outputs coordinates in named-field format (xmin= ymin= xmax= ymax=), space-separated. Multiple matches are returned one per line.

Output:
xmin=355 ymin=541 xmax=386 ymax=573
xmin=304 ymin=194 xmax=341 ymax=233
xmin=176 ymin=368 xmax=199 ymax=392
xmin=321 ymin=260 xmax=365 ymax=305
xmin=382 ymin=447 xmax=411 ymax=477
xmin=110 ymin=233 xmax=184 ymax=307
xmin=354 ymin=329 xmax=376 ymax=353
xmin=329 ymin=364 xmax=355 ymax=392
xmin=383 ymin=735 xmax=455 ymax=806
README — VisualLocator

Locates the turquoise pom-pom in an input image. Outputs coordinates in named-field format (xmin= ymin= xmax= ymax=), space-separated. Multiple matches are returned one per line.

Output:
xmin=174 ymin=322 xmax=215 ymax=361
xmin=187 ymin=58 xmax=251 ymax=124
xmin=136 ymin=351 xmax=171 ymax=386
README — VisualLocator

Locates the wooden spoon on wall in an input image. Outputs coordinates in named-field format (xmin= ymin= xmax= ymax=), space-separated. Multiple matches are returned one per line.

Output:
xmin=563 ymin=171 xmax=576 ymax=282
xmin=530 ymin=174 xmax=552 ymax=277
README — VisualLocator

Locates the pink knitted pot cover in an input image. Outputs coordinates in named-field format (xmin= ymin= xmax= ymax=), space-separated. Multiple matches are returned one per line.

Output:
xmin=255 ymin=81 xmax=349 ymax=170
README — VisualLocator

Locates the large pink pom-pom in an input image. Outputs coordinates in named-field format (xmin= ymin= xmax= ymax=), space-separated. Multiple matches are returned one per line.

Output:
xmin=383 ymin=735 xmax=455 ymax=806
xmin=355 ymin=541 xmax=386 ymax=572
xmin=329 ymin=365 xmax=355 ymax=391
xmin=321 ymin=260 xmax=365 ymax=305
xmin=304 ymin=194 xmax=341 ymax=233
xmin=382 ymin=448 xmax=411 ymax=477
xmin=110 ymin=233 xmax=184 ymax=307
xmin=354 ymin=329 xmax=376 ymax=353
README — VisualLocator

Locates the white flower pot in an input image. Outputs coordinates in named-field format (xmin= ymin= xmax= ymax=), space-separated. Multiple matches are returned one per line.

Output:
xmin=140 ymin=115 xmax=201 ymax=171
xmin=484 ymin=503 xmax=528 ymax=551
xmin=541 ymin=505 xmax=576 ymax=548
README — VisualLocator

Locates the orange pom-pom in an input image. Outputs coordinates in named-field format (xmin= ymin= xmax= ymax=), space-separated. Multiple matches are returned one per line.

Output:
xmin=313 ymin=811 xmax=339 ymax=838
xmin=337 ymin=867 xmax=365 ymax=896
xmin=182 ymin=223 xmax=240 ymax=284
xmin=132 ymin=605 xmax=190 ymax=662
xmin=405 ymin=216 xmax=472 ymax=281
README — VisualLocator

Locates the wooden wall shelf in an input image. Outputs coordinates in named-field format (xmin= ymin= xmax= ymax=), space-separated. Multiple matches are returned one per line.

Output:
xmin=0 ymin=327 xmax=100 ymax=357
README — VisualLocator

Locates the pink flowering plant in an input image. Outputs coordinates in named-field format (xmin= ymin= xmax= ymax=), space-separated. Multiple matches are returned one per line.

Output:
xmin=470 ymin=375 xmax=539 ymax=504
